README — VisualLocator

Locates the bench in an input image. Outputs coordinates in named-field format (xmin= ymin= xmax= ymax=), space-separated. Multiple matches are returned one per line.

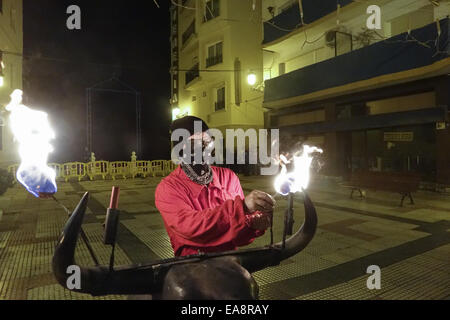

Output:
xmin=342 ymin=171 xmax=421 ymax=207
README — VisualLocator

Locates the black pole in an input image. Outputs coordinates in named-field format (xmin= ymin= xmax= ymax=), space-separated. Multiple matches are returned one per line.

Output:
xmin=286 ymin=193 xmax=294 ymax=236
xmin=282 ymin=192 xmax=294 ymax=249
xmin=270 ymin=214 xmax=273 ymax=246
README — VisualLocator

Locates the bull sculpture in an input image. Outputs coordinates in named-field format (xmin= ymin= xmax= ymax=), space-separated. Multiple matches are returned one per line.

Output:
xmin=52 ymin=191 xmax=317 ymax=299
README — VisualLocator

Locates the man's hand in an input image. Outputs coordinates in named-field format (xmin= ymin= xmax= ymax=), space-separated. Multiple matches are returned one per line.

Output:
xmin=38 ymin=192 xmax=55 ymax=199
xmin=244 ymin=190 xmax=276 ymax=214
xmin=248 ymin=212 xmax=272 ymax=231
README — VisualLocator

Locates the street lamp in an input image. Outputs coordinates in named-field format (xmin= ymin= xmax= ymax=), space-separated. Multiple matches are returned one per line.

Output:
xmin=172 ymin=107 xmax=180 ymax=121
xmin=247 ymin=72 xmax=257 ymax=86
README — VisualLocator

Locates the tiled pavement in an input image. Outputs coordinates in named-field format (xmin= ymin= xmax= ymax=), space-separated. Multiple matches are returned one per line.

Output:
xmin=0 ymin=174 xmax=449 ymax=300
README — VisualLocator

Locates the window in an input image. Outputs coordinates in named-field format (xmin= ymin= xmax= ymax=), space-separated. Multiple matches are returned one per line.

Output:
xmin=215 ymin=86 xmax=225 ymax=111
xmin=278 ymin=63 xmax=285 ymax=75
xmin=204 ymin=0 xmax=220 ymax=22
xmin=182 ymin=19 xmax=195 ymax=45
xmin=206 ymin=42 xmax=223 ymax=67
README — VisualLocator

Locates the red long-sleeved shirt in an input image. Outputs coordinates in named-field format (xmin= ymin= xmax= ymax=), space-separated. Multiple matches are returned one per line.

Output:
xmin=155 ymin=166 xmax=264 ymax=256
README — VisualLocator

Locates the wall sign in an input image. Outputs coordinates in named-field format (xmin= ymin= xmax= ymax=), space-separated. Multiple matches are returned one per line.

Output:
xmin=384 ymin=132 xmax=413 ymax=142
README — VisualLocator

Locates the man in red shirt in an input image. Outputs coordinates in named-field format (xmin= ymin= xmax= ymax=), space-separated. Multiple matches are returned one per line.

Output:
xmin=155 ymin=116 xmax=275 ymax=257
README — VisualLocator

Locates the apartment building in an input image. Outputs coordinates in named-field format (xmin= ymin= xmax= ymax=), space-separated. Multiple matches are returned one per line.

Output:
xmin=169 ymin=0 xmax=265 ymax=135
xmin=0 ymin=0 xmax=23 ymax=167
xmin=262 ymin=0 xmax=449 ymax=185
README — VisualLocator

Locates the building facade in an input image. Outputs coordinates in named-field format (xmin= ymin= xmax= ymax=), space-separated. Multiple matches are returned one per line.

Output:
xmin=261 ymin=0 xmax=450 ymax=185
xmin=0 ymin=0 xmax=23 ymax=167
xmin=170 ymin=0 xmax=265 ymax=135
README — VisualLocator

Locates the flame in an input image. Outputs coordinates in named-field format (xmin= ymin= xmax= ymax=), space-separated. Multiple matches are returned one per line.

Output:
xmin=5 ymin=90 xmax=57 ymax=197
xmin=274 ymin=145 xmax=323 ymax=196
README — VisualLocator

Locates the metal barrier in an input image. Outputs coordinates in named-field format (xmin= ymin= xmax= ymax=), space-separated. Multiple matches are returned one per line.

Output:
xmin=87 ymin=161 xmax=109 ymax=180
xmin=48 ymin=163 xmax=63 ymax=180
xmin=164 ymin=160 xmax=177 ymax=175
xmin=62 ymin=162 xmax=87 ymax=182
xmin=150 ymin=160 xmax=165 ymax=177
xmin=132 ymin=160 xmax=151 ymax=178
xmin=7 ymin=164 xmax=19 ymax=182
xmin=6 ymin=158 xmax=180 ymax=182
xmin=109 ymin=161 xmax=130 ymax=180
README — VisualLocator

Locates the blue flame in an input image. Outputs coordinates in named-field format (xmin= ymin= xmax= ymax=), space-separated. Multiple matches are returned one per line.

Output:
xmin=17 ymin=165 xmax=57 ymax=198
xmin=278 ymin=177 xmax=295 ymax=196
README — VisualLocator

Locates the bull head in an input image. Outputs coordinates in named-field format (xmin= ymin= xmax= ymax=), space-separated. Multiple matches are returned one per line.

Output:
xmin=52 ymin=192 xmax=317 ymax=299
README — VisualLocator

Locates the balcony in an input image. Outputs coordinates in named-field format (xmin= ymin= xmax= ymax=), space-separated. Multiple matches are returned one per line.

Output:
xmin=263 ymin=0 xmax=353 ymax=45
xmin=206 ymin=55 xmax=223 ymax=68
xmin=182 ymin=19 xmax=195 ymax=46
xmin=264 ymin=18 xmax=450 ymax=105
xmin=185 ymin=63 xmax=199 ymax=86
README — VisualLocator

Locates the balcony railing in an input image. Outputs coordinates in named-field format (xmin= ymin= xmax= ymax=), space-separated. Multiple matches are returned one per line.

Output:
xmin=185 ymin=63 xmax=199 ymax=86
xmin=182 ymin=20 xmax=195 ymax=46
xmin=206 ymin=55 xmax=222 ymax=68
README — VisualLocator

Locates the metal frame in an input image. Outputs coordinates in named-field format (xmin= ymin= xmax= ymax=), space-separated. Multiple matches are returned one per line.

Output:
xmin=86 ymin=77 xmax=142 ymax=158
xmin=334 ymin=30 xmax=353 ymax=57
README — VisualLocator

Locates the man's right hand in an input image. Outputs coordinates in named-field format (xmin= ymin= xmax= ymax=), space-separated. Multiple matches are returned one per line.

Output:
xmin=244 ymin=190 xmax=275 ymax=214
xmin=247 ymin=212 xmax=272 ymax=231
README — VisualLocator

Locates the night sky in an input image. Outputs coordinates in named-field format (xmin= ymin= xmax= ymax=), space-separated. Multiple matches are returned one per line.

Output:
xmin=23 ymin=0 xmax=171 ymax=163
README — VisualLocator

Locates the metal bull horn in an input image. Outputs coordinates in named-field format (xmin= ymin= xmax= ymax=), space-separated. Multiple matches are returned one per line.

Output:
xmin=52 ymin=191 xmax=317 ymax=299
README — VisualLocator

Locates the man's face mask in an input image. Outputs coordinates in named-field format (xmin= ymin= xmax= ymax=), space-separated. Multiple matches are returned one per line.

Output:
xmin=182 ymin=133 xmax=214 ymax=166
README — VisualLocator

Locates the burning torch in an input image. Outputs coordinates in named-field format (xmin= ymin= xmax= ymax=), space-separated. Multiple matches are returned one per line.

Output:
xmin=5 ymin=89 xmax=126 ymax=270
xmin=5 ymin=90 xmax=57 ymax=197
xmin=3 ymin=89 xmax=103 ymax=263
xmin=273 ymin=145 xmax=323 ymax=249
